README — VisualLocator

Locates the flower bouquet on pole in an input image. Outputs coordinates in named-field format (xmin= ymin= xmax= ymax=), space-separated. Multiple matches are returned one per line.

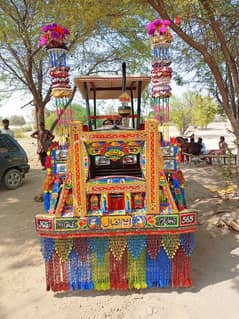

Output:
xmin=40 ymin=23 xmax=72 ymax=99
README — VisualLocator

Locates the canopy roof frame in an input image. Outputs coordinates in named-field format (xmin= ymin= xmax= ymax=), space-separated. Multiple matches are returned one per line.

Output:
xmin=74 ymin=75 xmax=151 ymax=131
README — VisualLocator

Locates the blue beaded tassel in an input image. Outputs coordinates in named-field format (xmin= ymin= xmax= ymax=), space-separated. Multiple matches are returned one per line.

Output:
xmin=127 ymin=236 xmax=146 ymax=259
xmin=157 ymin=248 xmax=171 ymax=287
xmin=74 ymin=238 xmax=93 ymax=290
xmin=146 ymin=251 xmax=161 ymax=288
xmin=43 ymin=192 xmax=51 ymax=212
xmin=40 ymin=237 xmax=56 ymax=291
xmin=68 ymin=249 xmax=81 ymax=291
xmin=180 ymin=233 xmax=195 ymax=256
xmin=40 ymin=238 xmax=55 ymax=262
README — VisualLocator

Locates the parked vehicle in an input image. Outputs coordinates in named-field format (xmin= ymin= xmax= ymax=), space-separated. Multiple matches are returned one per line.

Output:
xmin=0 ymin=134 xmax=30 ymax=189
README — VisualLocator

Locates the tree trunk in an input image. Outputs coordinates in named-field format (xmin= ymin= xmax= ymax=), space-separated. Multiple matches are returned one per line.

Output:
xmin=33 ymin=101 xmax=46 ymax=165
xmin=236 ymin=141 xmax=239 ymax=185
xmin=36 ymin=105 xmax=45 ymax=128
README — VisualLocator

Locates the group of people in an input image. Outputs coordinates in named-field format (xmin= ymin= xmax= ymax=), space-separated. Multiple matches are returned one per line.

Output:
xmin=182 ymin=136 xmax=207 ymax=157
xmin=182 ymin=134 xmax=228 ymax=164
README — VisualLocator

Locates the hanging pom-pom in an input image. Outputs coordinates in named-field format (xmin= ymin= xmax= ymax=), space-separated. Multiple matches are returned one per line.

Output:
xmin=175 ymin=16 xmax=181 ymax=25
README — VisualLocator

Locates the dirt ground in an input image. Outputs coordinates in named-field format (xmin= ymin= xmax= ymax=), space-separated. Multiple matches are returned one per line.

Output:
xmin=0 ymin=134 xmax=239 ymax=319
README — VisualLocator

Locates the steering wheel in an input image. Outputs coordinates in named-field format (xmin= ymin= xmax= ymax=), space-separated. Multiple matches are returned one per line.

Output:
xmin=103 ymin=119 xmax=114 ymax=126
xmin=115 ymin=119 xmax=122 ymax=125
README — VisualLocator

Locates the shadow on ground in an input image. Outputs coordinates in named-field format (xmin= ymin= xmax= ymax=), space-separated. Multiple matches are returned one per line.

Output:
xmin=0 ymin=168 xmax=45 ymax=264
xmin=0 ymin=166 xmax=238 ymax=297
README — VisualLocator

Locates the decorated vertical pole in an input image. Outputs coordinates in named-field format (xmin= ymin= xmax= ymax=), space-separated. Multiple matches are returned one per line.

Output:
xmin=147 ymin=19 xmax=172 ymax=145
xmin=39 ymin=23 xmax=73 ymax=147
xmin=39 ymin=23 xmax=73 ymax=210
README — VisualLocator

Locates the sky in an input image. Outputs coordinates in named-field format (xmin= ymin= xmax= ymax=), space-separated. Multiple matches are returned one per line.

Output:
xmin=0 ymin=91 xmax=34 ymax=121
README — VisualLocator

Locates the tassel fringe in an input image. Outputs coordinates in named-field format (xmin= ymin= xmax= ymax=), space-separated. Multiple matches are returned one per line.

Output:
xmin=39 ymin=234 xmax=195 ymax=291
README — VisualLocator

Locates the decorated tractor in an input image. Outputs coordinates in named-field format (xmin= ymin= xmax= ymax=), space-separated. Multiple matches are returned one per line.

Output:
xmin=35 ymin=21 xmax=197 ymax=292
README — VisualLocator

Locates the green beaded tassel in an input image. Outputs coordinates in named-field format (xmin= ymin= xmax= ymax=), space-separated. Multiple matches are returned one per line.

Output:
xmin=92 ymin=252 xmax=110 ymax=291
xmin=127 ymin=250 xmax=147 ymax=289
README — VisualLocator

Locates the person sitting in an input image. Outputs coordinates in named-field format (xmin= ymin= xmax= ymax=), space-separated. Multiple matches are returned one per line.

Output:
xmin=182 ymin=138 xmax=189 ymax=152
xmin=198 ymin=137 xmax=207 ymax=155
xmin=207 ymin=136 xmax=228 ymax=164
xmin=181 ymin=138 xmax=190 ymax=162
xmin=188 ymin=137 xmax=202 ymax=156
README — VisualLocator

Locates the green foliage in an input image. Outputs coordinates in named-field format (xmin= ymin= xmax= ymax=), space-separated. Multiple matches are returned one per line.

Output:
xmin=191 ymin=95 xmax=217 ymax=128
xmin=45 ymin=103 xmax=87 ymax=132
xmin=217 ymin=149 xmax=235 ymax=188
xmin=13 ymin=128 xmax=25 ymax=138
xmin=22 ymin=125 xmax=33 ymax=132
xmin=170 ymin=106 xmax=192 ymax=135
xmin=170 ymin=91 xmax=217 ymax=134
xmin=72 ymin=104 xmax=88 ymax=123
xmin=170 ymin=92 xmax=193 ymax=135
xmin=9 ymin=115 xmax=26 ymax=126
xmin=45 ymin=112 xmax=57 ymax=131
xmin=171 ymin=107 xmax=192 ymax=135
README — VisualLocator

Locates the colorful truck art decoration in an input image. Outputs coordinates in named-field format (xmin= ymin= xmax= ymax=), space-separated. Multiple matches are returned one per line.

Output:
xmin=35 ymin=20 xmax=197 ymax=292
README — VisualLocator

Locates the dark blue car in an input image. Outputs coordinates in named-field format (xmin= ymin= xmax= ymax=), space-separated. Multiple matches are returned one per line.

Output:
xmin=0 ymin=134 xmax=30 ymax=189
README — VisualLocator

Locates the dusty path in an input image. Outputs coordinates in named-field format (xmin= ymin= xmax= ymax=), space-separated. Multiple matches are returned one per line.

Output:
xmin=0 ymin=138 xmax=238 ymax=319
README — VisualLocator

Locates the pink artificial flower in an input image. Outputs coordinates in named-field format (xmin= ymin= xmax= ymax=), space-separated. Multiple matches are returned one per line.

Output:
xmin=41 ymin=25 xmax=48 ymax=32
xmin=153 ymin=18 xmax=161 ymax=27
xmin=41 ymin=22 xmax=58 ymax=33
xmin=51 ymin=31 xmax=61 ymax=39
xmin=146 ymin=22 xmax=152 ymax=33
xmin=47 ymin=23 xmax=57 ymax=31
xmin=160 ymin=26 xmax=167 ymax=33
xmin=39 ymin=36 xmax=48 ymax=46
xmin=146 ymin=22 xmax=156 ymax=35
xmin=163 ymin=20 xmax=171 ymax=26
xmin=63 ymin=27 xmax=70 ymax=35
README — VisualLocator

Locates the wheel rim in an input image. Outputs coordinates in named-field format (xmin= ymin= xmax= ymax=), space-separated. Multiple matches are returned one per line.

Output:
xmin=7 ymin=171 xmax=21 ymax=187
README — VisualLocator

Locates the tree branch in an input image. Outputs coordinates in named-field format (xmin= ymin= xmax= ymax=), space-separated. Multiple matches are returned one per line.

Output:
xmin=0 ymin=52 xmax=27 ymax=86
xmin=199 ymin=0 xmax=239 ymax=99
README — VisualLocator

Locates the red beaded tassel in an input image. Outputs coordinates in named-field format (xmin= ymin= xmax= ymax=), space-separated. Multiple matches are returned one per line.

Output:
xmin=171 ymin=246 xmax=192 ymax=287
xmin=45 ymin=258 xmax=54 ymax=291
xmin=49 ymin=253 xmax=69 ymax=292
xmin=109 ymin=248 xmax=128 ymax=290
xmin=60 ymin=259 xmax=69 ymax=291
xmin=147 ymin=236 xmax=161 ymax=259
xmin=51 ymin=252 xmax=61 ymax=291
